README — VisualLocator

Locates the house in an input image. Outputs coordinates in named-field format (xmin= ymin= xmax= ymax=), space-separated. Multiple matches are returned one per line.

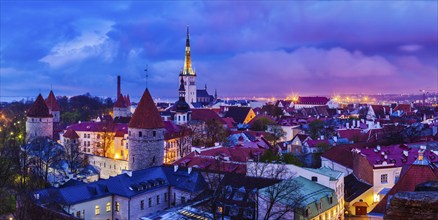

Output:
xmin=224 ymin=106 xmax=256 ymax=124
xmin=321 ymin=145 xmax=356 ymax=176
xmin=293 ymin=96 xmax=330 ymax=109
xmin=351 ymin=144 xmax=438 ymax=204
xmin=343 ymin=173 xmax=373 ymax=216
xmin=33 ymin=166 xmax=207 ymax=220
xmin=258 ymin=176 xmax=342 ymax=220
xmin=367 ymin=105 xmax=390 ymax=120
xmin=212 ymin=173 xmax=279 ymax=220
xmin=369 ymin=147 xmax=438 ymax=219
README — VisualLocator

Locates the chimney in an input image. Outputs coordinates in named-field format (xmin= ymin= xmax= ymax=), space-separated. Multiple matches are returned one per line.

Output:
xmin=117 ymin=75 xmax=121 ymax=98
xmin=403 ymin=150 xmax=409 ymax=157
xmin=174 ymin=165 xmax=179 ymax=172
xmin=188 ymin=167 xmax=192 ymax=174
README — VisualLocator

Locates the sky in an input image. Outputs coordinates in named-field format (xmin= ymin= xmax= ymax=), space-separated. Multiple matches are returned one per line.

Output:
xmin=1 ymin=1 xmax=437 ymax=101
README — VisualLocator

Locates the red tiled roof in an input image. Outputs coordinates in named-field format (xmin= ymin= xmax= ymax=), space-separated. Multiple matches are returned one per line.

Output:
xmin=321 ymin=145 xmax=357 ymax=169
xmin=63 ymin=128 xmax=79 ymax=139
xmin=372 ymin=163 xmax=438 ymax=214
xmin=27 ymin=94 xmax=52 ymax=118
xmin=393 ymin=104 xmax=412 ymax=113
xmin=45 ymin=90 xmax=60 ymax=111
xmin=191 ymin=109 xmax=226 ymax=124
xmin=174 ymin=146 xmax=266 ymax=173
xmin=128 ymin=89 xmax=163 ymax=129
xmin=305 ymin=139 xmax=329 ymax=148
xmin=359 ymin=144 xmax=438 ymax=168
xmin=296 ymin=96 xmax=329 ymax=105
xmin=114 ymin=94 xmax=127 ymax=108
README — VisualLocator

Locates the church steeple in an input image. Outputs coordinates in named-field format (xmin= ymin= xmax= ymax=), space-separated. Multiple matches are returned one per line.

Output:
xmin=182 ymin=26 xmax=195 ymax=76
xmin=179 ymin=78 xmax=186 ymax=98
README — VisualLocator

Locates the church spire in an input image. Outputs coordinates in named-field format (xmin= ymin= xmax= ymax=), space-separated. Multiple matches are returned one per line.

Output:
xmin=183 ymin=26 xmax=195 ymax=76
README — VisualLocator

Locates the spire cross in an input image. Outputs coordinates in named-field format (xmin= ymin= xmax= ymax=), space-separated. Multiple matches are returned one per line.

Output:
xmin=144 ymin=65 xmax=149 ymax=88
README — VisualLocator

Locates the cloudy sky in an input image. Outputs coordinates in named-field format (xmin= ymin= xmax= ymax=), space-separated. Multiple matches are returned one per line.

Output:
xmin=1 ymin=1 xmax=437 ymax=101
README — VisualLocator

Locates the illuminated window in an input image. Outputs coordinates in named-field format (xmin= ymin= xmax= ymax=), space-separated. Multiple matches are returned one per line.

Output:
xmin=115 ymin=202 xmax=120 ymax=212
xmin=217 ymin=206 xmax=223 ymax=213
xmin=106 ymin=202 xmax=111 ymax=212
xmin=381 ymin=174 xmax=388 ymax=183
xmin=95 ymin=205 xmax=100 ymax=215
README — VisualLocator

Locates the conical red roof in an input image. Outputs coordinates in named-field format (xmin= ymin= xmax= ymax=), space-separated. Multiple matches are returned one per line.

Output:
xmin=27 ymin=94 xmax=52 ymax=118
xmin=63 ymin=128 xmax=79 ymax=139
xmin=45 ymin=90 xmax=60 ymax=111
xmin=128 ymin=89 xmax=163 ymax=129
xmin=114 ymin=93 xmax=127 ymax=108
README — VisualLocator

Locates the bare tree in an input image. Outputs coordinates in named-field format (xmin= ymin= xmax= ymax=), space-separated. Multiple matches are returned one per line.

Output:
xmin=98 ymin=121 xmax=115 ymax=157
xmin=247 ymin=162 xmax=303 ymax=220
xmin=63 ymin=139 xmax=85 ymax=174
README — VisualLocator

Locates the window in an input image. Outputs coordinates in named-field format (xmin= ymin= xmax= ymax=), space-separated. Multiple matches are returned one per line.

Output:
xmin=217 ymin=206 xmax=223 ymax=214
xmin=82 ymin=210 xmax=85 ymax=219
xmin=164 ymin=193 xmax=168 ymax=202
xmin=87 ymin=134 xmax=90 ymax=138
xmin=106 ymin=202 xmax=111 ymax=212
xmin=139 ymin=131 xmax=142 ymax=137
xmin=181 ymin=196 xmax=186 ymax=204
xmin=381 ymin=174 xmax=388 ymax=183
xmin=153 ymin=131 xmax=156 ymax=137
xmin=157 ymin=195 xmax=160 ymax=204
xmin=311 ymin=176 xmax=318 ymax=182
xmin=76 ymin=211 xmax=81 ymax=218
xmin=97 ymin=134 xmax=100 ymax=139
xmin=115 ymin=202 xmax=120 ymax=212
xmin=84 ymin=134 xmax=86 ymax=138
xmin=95 ymin=205 xmax=100 ymax=215
xmin=304 ymin=207 xmax=309 ymax=217
xmin=329 ymin=196 xmax=333 ymax=204
xmin=140 ymin=200 xmax=144 ymax=210
xmin=149 ymin=198 xmax=152 ymax=207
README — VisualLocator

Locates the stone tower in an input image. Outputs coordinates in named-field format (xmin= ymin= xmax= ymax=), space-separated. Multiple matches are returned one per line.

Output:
xmin=45 ymin=90 xmax=61 ymax=123
xmin=172 ymin=78 xmax=191 ymax=125
xmin=113 ymin=93 xmax=130 ymax=118
xmin=180 ymin=26 xmax=197 ymax=104
xmin=26 ymin=94 xmax=53 ymax=141
xmin=128 ymin=89 xmax=164 ymax=171
xmin=62 ymin=128 xmax=79 ymax=146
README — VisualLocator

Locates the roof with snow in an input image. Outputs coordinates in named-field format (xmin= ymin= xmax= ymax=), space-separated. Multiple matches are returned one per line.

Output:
xmin=34 ymin=165 xmax=207 ymax=206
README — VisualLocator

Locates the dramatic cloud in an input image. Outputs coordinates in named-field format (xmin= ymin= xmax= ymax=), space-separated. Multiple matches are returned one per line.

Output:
xmin=0 ymin=1 xmax=437 ymax=101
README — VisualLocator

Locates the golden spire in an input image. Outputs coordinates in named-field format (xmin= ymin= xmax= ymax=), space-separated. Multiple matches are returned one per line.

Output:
xmin=183 ymin=26 xmax=195 ymax=75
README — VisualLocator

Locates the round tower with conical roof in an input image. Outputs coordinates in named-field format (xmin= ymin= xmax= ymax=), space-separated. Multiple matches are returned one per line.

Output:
xmin=26 ymin=94 xmax=53 ymax=141
xmin=128 ymin=89 xmax=164 ymax=171
xmin=45 ymin=90 xmax=61 ymax=124
xmin=113 ymin=93 xmax=130 ymax=118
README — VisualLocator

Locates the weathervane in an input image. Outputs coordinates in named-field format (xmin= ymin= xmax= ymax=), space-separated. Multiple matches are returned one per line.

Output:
xmin=144 ymin=65 xmax=149 ymax=88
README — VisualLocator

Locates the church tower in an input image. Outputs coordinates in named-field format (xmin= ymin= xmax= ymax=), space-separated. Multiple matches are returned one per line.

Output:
xmin=171 ymin=78 xmax=191 ymax=125
xmin=179 ymin=26 xmax=197 ymax=104
xmin=128 ymin=89 xmax=164 ymax=171
xmin=26 ymin=94 xmax=53 ymax=141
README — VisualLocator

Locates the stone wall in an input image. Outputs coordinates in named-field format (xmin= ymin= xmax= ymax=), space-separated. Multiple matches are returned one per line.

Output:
xmin=384 ymin=191 xmax=438 ymax=220
xmin=128 ymin=127 xmax=164 ymax=171
xmin=26 ymin=117 xmax=53 ymax=141
xmin=87 ymin=155 xmax=128 ymax=179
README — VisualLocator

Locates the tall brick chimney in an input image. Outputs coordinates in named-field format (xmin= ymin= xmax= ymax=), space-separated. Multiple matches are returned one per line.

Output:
xmin=117 ymin=75 xmax=121 ymax=98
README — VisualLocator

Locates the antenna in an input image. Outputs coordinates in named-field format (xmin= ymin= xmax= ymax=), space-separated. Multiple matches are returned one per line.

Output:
xmin=144 ymin=65 xmax=148 ymax=88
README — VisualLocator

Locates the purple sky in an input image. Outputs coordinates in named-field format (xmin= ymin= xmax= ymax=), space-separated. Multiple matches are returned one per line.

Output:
xmin=1 ymin=1 xmax=437 ymax=101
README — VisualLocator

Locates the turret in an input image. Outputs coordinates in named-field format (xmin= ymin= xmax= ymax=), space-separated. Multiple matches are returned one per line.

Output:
xmin=45 ymin=90 xmax=61 ymax=123
xmin=113 ymin=93 xmax=130 ymax=118
xmin=128 ymin=89 xmax=164 ymax=171
xmin=171 ymin=78 xmax=191 ymax=125
xmin=26 ymin=94 xmax=53 ymax=141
